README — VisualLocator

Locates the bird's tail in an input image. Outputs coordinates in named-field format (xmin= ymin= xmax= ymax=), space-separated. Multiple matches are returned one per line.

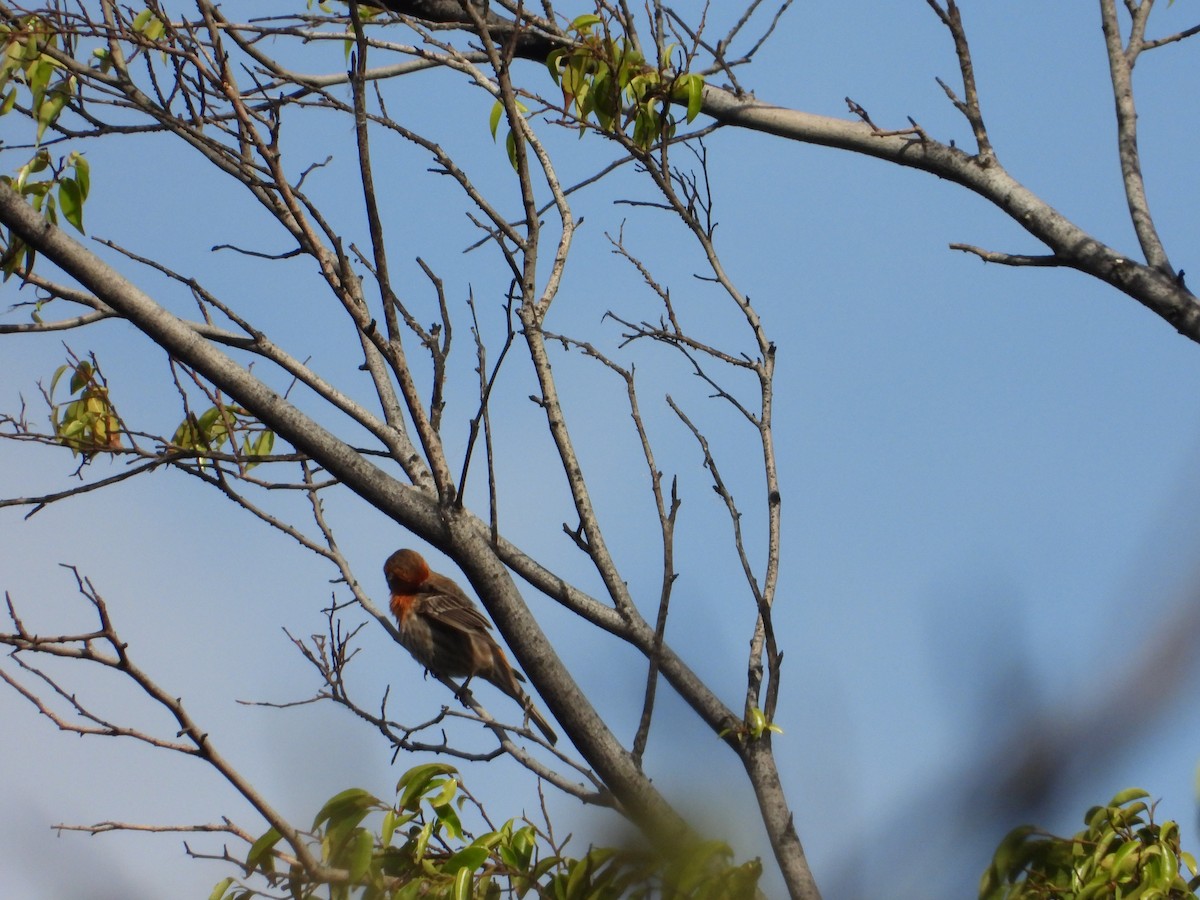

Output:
xmin=490 ymin=657 xmax=558 ymax=745
xmin=523 ymin=699 xmax=558 ymax=746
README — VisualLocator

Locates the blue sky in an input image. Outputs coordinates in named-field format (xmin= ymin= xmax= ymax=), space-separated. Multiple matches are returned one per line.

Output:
xmin=3 ymin=3 xmax=1200 ymax=898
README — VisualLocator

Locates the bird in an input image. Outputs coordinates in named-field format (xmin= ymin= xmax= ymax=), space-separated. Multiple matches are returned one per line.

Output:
xmin=384 ymin=548 xmax=558 ymax=745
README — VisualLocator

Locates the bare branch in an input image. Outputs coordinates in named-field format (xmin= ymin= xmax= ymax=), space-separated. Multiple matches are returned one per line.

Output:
xmin=0 ymin=572 xmax=330 ymax=880
xmin=0 ymin=460 xmax=165 ymax=518
xmin=949 ymin=244 xmax=1065 ymax=267
xmin=925 ymin=0 xmax=994 ymax=163
xmin=54 ymin=819 xmax=254 ymax=840
xmin=1141 ymin=22 xmax=1200 ymax=50
xmin=1099 ymin=0 xmax=1173 ymax=275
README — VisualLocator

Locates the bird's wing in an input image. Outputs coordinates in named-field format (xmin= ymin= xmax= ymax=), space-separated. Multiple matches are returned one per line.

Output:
xmin=416 ymin=579 xmax=495 ymax=634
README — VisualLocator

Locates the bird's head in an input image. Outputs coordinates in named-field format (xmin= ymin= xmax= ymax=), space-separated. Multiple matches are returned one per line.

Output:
xmin=384 ymin=548 xmax=431 ymax=592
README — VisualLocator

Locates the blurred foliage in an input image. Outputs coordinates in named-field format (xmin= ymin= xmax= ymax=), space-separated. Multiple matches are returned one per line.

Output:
xmin=980 ymin=788 xmax=1200 ymax=899
xmin=215 ymin=762 xmax=763 ymax=900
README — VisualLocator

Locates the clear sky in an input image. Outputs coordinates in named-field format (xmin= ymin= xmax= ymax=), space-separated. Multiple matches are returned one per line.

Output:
xmin=3 ymin=3 xmax=1200 ymax=898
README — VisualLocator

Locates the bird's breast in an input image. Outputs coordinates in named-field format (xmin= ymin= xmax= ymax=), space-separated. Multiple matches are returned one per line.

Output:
xmin=390 ymin=593 xmax=415 ymax=625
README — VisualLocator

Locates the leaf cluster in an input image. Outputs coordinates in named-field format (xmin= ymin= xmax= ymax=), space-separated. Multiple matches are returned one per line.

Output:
xmin=216 ymin=763 xmax=762 ymax=900
xmin=0 ymin=14 xmax=75 ymax=142
xmin=48 ymin=359 xmax=121 ymax=457
xmin=543 ymin=14 xmax=704 ymax=152
xmin=980 ymin=788 xmax=1200 ymax=900
xmin=171 ymin=403 xmax=276 ymax=471
xmin=0 ymin=15 xmax=90 ymax=277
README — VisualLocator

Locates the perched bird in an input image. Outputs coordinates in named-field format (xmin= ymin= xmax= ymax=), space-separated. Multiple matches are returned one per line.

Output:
xmin=384 ymin=548 xmax=558 ymax=745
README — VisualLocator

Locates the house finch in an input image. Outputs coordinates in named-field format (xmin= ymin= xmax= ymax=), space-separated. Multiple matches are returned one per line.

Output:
xmin=384 ymin=548 xmax=558 ymax=745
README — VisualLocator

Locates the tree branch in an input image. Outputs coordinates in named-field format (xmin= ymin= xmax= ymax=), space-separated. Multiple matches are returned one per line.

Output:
xmin=1099 ymin=0 xmax=1172 ymax=274
xmin=697 ymin=87 xmax=1200 ymax=339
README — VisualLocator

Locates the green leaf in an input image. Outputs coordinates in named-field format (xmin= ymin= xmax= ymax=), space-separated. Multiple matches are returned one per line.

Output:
xmin=433 ymin=802 xmax=463 ymax=841
xmin=683 ymin=74 xmax=703 ymax=123
xmin=396 ymin=763 xmax=458 ymax=810
xmin=380 ymin=808 xmax=398 ymax=847
xmin=499 ymin=823 xmax=534 ymax=873
xmin=69 ymin=152 xmax=90 ymax=199
xmin=68 ymin=361 xmax=92 ymax=394
xmin=246 ymin=428 xmax=274 ymax=467
xmin=196 ymin=405 xmax=223 ymax=433
xmin=984 ymin=824 xmax=1038 ymax=885
xmin=348 ymin=827 xmax=376 ymax=883
xmin=505 ymin=129 xmax=519 ymax=170
xmin=413 ymin=817 xmax=434 ymax=863
xmin=15 ymin=149 xmax=49 ymax=192
xmin=488 ymin=100 xmax=504 ymax=141
xmin=246 ymin=826 xmax=282 ymax=874
xmin=546 ymin=48 xmax=566 ymax=84
xmin=430 ymin=775 xmax=459 ymax=808
xmin=172 ymin=417 xmax=199 ymax=449
xmin=1110 ymin=838 xmax=1142 ymax=877
xmin=143 ymin=15 xmax=165 ymax=41
xmin=1110 ymin=787 xmax=1151 ymax=807
xmin=7 ymin=240 xmax=34 ymax=279
xmin=92 ymin=46 xmax=113 ymax=73
xmin=452 ymin=864 xmax=472 ymax=900
xmin=569 ymin=13 xmax=602 ymax=33
xmin=207 ymin=877 xmax=235 ymax=900
xmin=36 ymin=84 xmax=68 ymax=143
xmin=27 ymin=56 xmax=52 ymax=110
xmin=48 ymin=362 xmax=71 ymax=398
xmin=1182 ymin=850 xmax=1198 ymax=877
xmin=445 ymin=844 xmax=489 ymax=876
xmin=58 ymin=177 xmax=83 ymax=232
xmin=632 ymin=104 xmax=659 ymax=150
xmin=312 ymin=787 xmax=379 ymax=830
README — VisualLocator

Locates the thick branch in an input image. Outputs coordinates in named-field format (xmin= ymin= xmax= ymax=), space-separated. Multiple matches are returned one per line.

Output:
xmin=372 ymin=0 xmax=562 ymax=60
xmin=697 ymin=87 xmax=1200 ymax=340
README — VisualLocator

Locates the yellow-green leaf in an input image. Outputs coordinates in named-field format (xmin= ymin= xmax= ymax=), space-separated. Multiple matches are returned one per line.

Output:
xmin=488 ymin=100 xmax=503 ymax=140
xmin=68 ymin=361 xmax=92 ymax=394
xmin=312 ymin=787 xmax=379 ymax=830
xmin=143 ymin=16 xmax=165 ymax=41
xmin=569 ymin=13 xmax=602 ymax=33
xmin=396 ymin=763 xmax=458 ymax=809
xmin=452 ymin=864 xmax=472 ymax=900
xmin=682 ymin=74 xmax=703 ymax=123
xmin=68 ymin=152 xmax=90 ymax=198
xmin=505 ymin=129 xmax=519 ymax=170
xmin=348 ymin=827 xmax=375 ymax=883
xmin=36 ymin=85 xmax=68 ymax=143
xmin=245 ymin=826 xmax=282 ymax=873
xmin=59 ymin=177 xmax=83 ymax=232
